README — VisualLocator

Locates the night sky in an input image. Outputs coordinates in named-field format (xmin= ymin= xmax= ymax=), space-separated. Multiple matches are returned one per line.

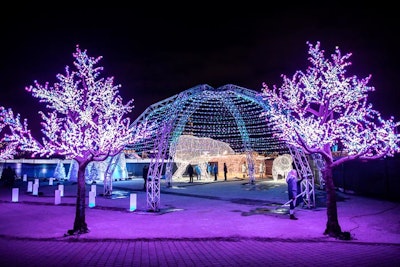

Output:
xmin=1 ymin=5 xmax=398 ymax=136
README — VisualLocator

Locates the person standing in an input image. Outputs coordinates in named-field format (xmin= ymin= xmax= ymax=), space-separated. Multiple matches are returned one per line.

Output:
xmin=187 ymin=164 xmax=194 ymax=183
xmin=213 ymin=164 xmax=218 ymax=181
xmin=286 ymin=169 xmax=299 ymax=220
xmin=195 ymin=165 xmax=201 ymax=180
xmin=223 ymin=163 xmax=228 ymax=181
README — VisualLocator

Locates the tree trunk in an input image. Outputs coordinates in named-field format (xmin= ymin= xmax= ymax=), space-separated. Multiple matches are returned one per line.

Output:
xmin=67 ymin=161 xmax=90 ymax=235
xmin=323 ymin=165 xmax=343 ymax=237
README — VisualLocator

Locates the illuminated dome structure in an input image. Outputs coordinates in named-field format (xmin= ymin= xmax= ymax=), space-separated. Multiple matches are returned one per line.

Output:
xmin=128 ymin=84 xmax=286 ymax=159
xmin=127 ymin=84 xmax=288 ymax=210
xmin=125 ymin=84 xmax=322 ymax=211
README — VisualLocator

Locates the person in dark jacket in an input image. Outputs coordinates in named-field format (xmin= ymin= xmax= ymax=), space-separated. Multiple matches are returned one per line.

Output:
xmin=286 ymin=169 xmax=299 ymax=220
xmin=213 ymin=164 xmax=218 ymax=181
xmin=223 ymin=163 xmax=228 ymax=181
xmin=187 ymin=164 xmax=194 ymax=183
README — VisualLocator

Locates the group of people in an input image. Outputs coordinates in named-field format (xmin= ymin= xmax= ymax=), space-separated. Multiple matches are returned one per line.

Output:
xmin=187 ymin=163 xmax=211 ymax=182
xmin=142 ymin=162 xmax=228 ymax=187
xmin=143 ymin=162 xmax=301 ymax=220
xmin=190 ymin=163 xmax=301 ymax=221
xmin=187 ymin=162 xmax=228 ymax=182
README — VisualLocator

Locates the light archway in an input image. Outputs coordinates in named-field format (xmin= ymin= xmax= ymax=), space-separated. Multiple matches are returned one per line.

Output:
xmin=127 ymin=84 xmax=287 ymax=211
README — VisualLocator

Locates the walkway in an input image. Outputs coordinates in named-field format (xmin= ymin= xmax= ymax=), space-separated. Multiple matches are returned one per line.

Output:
xmin=0 ymin=177 xmax=399 ymax=266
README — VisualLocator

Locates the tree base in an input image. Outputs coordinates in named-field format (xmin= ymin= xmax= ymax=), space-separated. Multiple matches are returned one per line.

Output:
xmin=324 ymin=230 xmax=352 ymax=240
xmin=65 ymin=228 xmax=90 ymax=236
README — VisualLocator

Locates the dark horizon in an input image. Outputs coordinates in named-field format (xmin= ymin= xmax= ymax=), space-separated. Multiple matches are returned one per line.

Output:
xmin=2 ymin=6 xmax=399 ymax=137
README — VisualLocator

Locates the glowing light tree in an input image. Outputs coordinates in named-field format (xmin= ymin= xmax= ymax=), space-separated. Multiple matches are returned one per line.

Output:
xmin=0 ymin=45 xmax=153 ymax=235
xmin=261 ymin=41 xmax=400 ymax=239
xmin=0 ymin=120 xmax=18 ymax=160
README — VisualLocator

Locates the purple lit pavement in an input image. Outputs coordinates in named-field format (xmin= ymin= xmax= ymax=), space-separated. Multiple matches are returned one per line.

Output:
xmin=0 ymin=178 xmax=399 ymax=266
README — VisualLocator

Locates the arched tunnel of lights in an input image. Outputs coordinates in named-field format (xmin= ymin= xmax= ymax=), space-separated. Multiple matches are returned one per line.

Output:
xmin=126 ymin=84 xmax=289 ymax=211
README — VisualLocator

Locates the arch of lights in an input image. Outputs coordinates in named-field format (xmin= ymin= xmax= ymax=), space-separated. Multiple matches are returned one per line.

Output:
xmin=126 ymin=84 xmax=288 ymax=211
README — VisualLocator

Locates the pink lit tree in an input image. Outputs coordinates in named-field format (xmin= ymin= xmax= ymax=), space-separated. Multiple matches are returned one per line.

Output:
xmin=0 ymin=122 xmax=18 ymax=160
xmin=0 ymin=45 xmax=153 ymax=235
xmin=261 ymin=41 xmax=400 ymax=239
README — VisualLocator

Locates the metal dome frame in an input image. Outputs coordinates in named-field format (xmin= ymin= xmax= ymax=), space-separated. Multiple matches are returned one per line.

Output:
xmin=127 ymin=84 xmax=288 ymax=211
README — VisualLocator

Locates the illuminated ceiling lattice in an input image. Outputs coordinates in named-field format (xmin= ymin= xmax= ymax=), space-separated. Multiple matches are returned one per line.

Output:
xmin=127 ymin=84 xmax=287 ymax=157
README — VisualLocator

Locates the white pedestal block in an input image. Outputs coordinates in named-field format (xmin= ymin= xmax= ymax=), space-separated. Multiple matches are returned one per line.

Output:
xmin=89 ymin=191 xmax=96 ymax=208
xmin=12 ymin=188 xmax=19 ymax=202
xmin=54 ymin=190 xmax=61 ymax=205
xmin=27 ymin=181 xmax=33 ymax=192
xmin=32 ymin=184 xmax=39 ymax=196
xmin=130 ymin=193 xmax=137 ymax=211
xmin=91 ymin=184 xmax=96 ymax=196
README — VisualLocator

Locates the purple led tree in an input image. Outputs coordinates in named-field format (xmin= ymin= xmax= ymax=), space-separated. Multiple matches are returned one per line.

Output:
xmin=0 ymin=45 xmax=153 ymax=235
xmin=261 ymin=41 xmax=400 ymax=238
xmin=0 ymin=119 xmax=17 ymax=160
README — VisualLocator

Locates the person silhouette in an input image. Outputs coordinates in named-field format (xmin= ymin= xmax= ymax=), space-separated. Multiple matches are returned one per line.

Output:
xmin=187 ymin=164 xmax=194 ymax=183
xmin=195 ymin=165 xmax=201 ymax=180
xmin=223 ymin=163 xmax=228 ymax=181
xmin=213 ymin=164 xmax=218 ymax=181
xmin=286 ymin=169 xmax=300 ymax=220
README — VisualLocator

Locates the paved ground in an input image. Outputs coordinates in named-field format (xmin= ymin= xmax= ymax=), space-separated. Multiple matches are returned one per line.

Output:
xmin=0 ymin=177 xmax=399 ymax=266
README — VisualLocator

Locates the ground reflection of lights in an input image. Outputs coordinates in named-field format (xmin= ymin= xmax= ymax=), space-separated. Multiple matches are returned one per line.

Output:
xmin=170 ymin=186 xmax=187 ymax=190
xmin=242 ymin=206 xmax=289 ymax=216
xmin=104 ymin=190 xmax=130 ymax=199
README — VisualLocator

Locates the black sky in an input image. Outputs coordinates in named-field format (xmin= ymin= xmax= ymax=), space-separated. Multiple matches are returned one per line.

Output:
xmin=1 ymin=5 xmax=399 ymax=136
